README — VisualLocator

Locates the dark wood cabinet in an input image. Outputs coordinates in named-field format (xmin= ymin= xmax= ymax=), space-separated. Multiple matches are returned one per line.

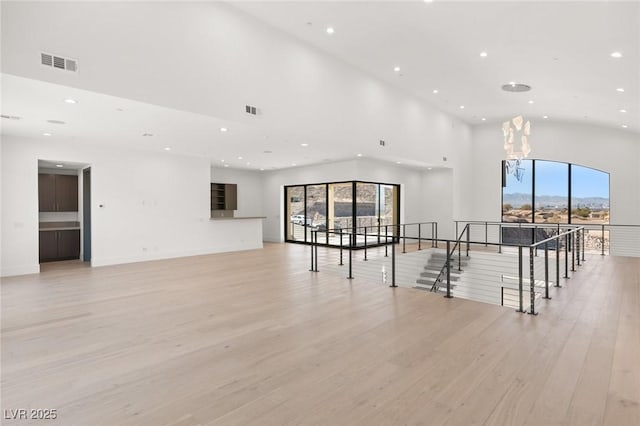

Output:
xmin=211 ymin=183 xmax=237 ymax=211
xmin=39 ymin=230 xmax=80 ymax=262
xmin=38 ymin=174 xmax=78 ymax=212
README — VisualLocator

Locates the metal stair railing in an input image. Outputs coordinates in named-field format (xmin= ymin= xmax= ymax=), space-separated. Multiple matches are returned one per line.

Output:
xmin=430 ymin=223 xmax=470 ymax=296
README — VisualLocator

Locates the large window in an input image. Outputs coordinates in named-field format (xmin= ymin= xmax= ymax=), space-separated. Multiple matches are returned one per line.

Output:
xmin=571 ymin=164 xmax=610 ymax=224
xmin=502 ymin=159 xmax=533 ymax=223
xmin=285 ymin=181 xmax=400 ymax=246
xmin=501 ymin=160 xmax=609 ymax=227
xmin=534 ymin=160 xmax=568 ymax=224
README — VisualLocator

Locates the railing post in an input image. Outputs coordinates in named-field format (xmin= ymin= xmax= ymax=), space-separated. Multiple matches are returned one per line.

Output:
xmin=434 ymin=222 xmax=438 ymax=248
xmin=444 ymin=240 xmax=452 ymax=298
xmin=339 ymin=230 xmax=343 ymax=266
xmin=402 ymin=224 xmax=406 ymax=253
xmin=564 ymin=233 xmax=569 ymax=278
xmin=498 ymin=224 xmax=502 ymax=254
xmin=544 ymin=243 xmax=551 ymax=299
xmin=571 ymin=232 xmax=576 ymax=272
xmin=529 ymin=246 xmax=537 ymax=315
xmin=581 ymin=228 xmax=585 ymax=261
xmin=458 ymin=236 xmax=462 ymax=271
xmin=466 ymin=225 xmax=470 ymax=257
xmin=517 ymin=246 xmax=525 ymax=313
xmin=309 ymin=229 xmax=315 ymax=272
xmin=601 ymin=224 xmax=605 ymax=256
xmin=431 ymin=223 xmax=435 ymax=248
xmin=385 ymin=225 xmax=389 ymax=257
xmin=485 ymin=221 xmax=488 ymax=247
xmin=418 ymin=223 xmax=422 ymax=251
xmin=576 ymin=229 xmax=581 ymax=266
xmin=363 ymin=226 xmax=368 ymax=261
xmin=390 ymin=241 xmax=397 ymax=288
xmin=555 ymin=237 xmax=561 ymax=287
xmin=314 ymin=230 xmax=319 ymax=272
xmin=348 ymin=234 xmax=353 ymax=279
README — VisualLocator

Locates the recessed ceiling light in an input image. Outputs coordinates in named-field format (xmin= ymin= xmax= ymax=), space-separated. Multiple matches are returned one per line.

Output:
xmin=220 ymin=159 xmax=225 ymax=163
xmin=616 ymin=88 xmax=625 ymax=93
xmin=509 ymin=81 xmax=516 ymax=86
xmin=164 ymin=147 xmax=171 ymax=151
xmin=246 ymin=162 xmax=251 ymax=165
xmin=237 ymin=156 xmax=243 ymax=160
xmin=64 ymin=98 xmax=78 ymax=104
xmin=260 ymin=168 xmax=264 ymax=171
xmin=459 ymin=105 xmax=465 ymax=109
xmin=543 ymin=115 xmax=549 ymax=119
xmin=396 ymin=161 xmax=402 ymax=164
xmin=528 ymin=100 xmax=534 ymax=104
xmin=610 ymin=51 xmax=623 ymax=58
xmin=43 ymin=132 xmax=52 ymax=136
xmin=301 ymin=143 xmax=308 ymax=147
xmin=55 ymin=164 xmax=64 ymax=168
xmin=424 ymin=0 xmax=434 ymax=3
xmin=480 ymin=51 xmax=488 ymax=58
xmin=432 ymin=89 xmax=439 ymax=94
xmin=142 ymin=133 xmax=153 ymax=137
xmin=393 ymin=66 xmax=401 ymax=72
xmin=427 ymin=167 xmax=432 ymax=170
xmin=481 ymin=118 xmax=486 ymax=121
xmin=219 ymin=127 xmax=228 ymax=132
xmin=619 ymin=109 xmax=627 ymax=113
xmin=292 ymin=163 xmax=297 ymax=166
xmin=357 ymin=153 xmax=363 ymax=157
xmin=326 ymin=27 xmax=334 ymax=34
xmin=621 ymin=124 xmax=628 ymax=128
xmin=224 ymin=164 xmax=229 ymax=168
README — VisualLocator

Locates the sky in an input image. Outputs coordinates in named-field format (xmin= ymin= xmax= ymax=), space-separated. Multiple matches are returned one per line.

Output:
xmin=504 ymin=160 xmax=609 ymax=199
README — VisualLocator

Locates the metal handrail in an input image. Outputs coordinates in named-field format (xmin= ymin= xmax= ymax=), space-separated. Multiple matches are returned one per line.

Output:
xmin=430 ymin=223 xmax=469 ymax=293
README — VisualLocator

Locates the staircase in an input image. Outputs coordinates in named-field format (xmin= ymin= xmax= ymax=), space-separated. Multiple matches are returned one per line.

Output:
xmin=415 ymin=249 xmax=469 ymax=292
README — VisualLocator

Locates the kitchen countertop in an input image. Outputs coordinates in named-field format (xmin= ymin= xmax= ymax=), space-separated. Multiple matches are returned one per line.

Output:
xmin=39 ymin=221 xmax=81 ymax=231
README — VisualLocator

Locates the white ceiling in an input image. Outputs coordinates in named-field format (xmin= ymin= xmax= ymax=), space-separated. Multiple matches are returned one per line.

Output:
xmin=1 ymin=1 xmax=638 ymax=171
xmin=234 ymin=0 xmax=639 ymax=131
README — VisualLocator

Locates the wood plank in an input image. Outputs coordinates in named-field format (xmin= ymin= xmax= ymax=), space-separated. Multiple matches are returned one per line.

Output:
xmin=0 ymin=245 xmax=638 ymax=425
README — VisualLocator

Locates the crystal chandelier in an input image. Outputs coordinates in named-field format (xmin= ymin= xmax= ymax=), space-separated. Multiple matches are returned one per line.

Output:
xmin=502 ymin=115 xmax=531 ymax=182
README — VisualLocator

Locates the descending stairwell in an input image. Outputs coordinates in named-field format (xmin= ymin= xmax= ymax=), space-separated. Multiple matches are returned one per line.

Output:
xmin=414 ymin=249 xmax=469 ymax=292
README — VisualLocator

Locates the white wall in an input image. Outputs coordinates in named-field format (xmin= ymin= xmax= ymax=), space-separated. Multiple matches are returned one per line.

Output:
xmin=468 ymin=121 xmax=640 ymax=225
xmin=1 ymin=136 xmax=263 ymax=276
xmin=259 ymin=158 xmax=454 ymax=242
xmin=210 ymin=167 xmax=264 ymax=218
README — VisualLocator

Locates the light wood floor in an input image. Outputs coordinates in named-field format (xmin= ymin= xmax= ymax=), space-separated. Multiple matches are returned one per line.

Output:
xmin=1 ymin=243 xmax=639 ymax=425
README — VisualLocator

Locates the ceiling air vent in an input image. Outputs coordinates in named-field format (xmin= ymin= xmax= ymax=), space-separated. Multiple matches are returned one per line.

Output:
xmin=41 ymin=52 xmax=78 ymax=73
xmin=1 ymin=114 xmax=22 ymax=120
xmin=245 ymin=105 xmax=259 ymax=115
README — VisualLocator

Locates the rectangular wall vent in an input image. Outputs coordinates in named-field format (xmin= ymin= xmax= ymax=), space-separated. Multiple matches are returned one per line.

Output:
xmin=245 ymin=105 xmax=259 ymax=115
xmin=41 ymin=52 xmax=78 ymax=73
xmin=379 ymin=140 xmax=386 ymax=146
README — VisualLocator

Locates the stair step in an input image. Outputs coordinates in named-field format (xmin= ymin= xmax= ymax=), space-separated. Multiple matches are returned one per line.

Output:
xmin=420 ymin=271 xmax=460 ymax=280
xmin=416 ymin=278 xmax=458 ymax=287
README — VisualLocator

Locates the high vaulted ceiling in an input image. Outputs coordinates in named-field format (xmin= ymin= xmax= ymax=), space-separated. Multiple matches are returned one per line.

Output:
xmin=234 ymin=0 xmax=639 ymax=131
xmin=1 ymin=1 xmax=638 ymax=171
